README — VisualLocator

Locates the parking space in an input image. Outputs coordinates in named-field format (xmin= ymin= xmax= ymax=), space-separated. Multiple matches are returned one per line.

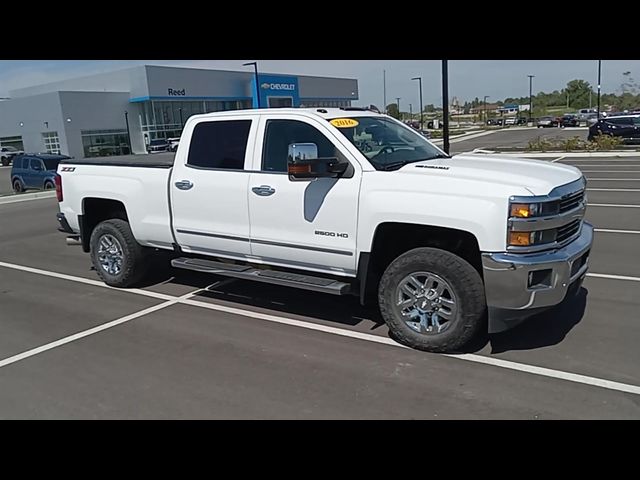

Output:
xmin=0 ymin=153 xmax=639 ymax=418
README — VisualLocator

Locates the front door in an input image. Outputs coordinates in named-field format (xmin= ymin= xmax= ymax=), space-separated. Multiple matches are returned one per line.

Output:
xmin=171 ymin=115 xmax=259 ymax=258
xmin=247 ymin=115 xmax=361 ymax=276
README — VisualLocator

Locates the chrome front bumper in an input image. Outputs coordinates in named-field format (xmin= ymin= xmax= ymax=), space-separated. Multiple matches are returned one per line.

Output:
xmin=481 ymin=222 xmax=593 ymax=316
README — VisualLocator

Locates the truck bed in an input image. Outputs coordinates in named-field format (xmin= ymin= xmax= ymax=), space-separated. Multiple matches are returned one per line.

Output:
xmin=61 ymin=153 xmax=174 ymax=169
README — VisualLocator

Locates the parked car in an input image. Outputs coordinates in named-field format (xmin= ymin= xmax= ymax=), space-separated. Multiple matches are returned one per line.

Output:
xmin=559 ymin=114 xmax=579 ymax=128
xmin=167 ymin=137 xmax=181 ymax=152
xmin=486 ymin=118 xmax=504 ymax=126
xmin=54 ymin=107 xmax=592 ymax=353
xmin=1 ymin=146 xmax=23 ymax=166
xmin=11 ymin=153 xmax=70 ymax=193
xmin=516 ymin=117 xmax=529 ymax=125
xmin=536 ymin=116 xmax=559 ymax=128
xmin=146 ymin=139 xmax=169 ymax=153
xmin=588 ymin=114 xmax=640 ymax=143
xmin=504 ymin=117 xmax=516 ymax=126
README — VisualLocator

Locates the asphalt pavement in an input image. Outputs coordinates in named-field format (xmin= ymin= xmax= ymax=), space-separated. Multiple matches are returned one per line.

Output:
xmin=0 ymin=149 xmax=639 ymax=418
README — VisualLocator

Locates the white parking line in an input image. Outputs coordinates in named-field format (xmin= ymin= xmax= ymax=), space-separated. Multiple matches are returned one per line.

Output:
xmin=587 ymin=188 xmax=640 ymax=192
xmin=594 ymin=228 xmax=640 ymax=234
xmin=0 ymin=261 xmax=175 ymax=301
xmin=586 ymin=178 xmax=640 ymax=181
xmin=587 ymin=273 xmax=640 ymax=282
xmin=0 ymin=289 xmax=201 ymax=370
xmin=551 ymin=156 xmax=566 ymax=163
xmin=588 ymin=203 xmax=640 ymax=208
xmin=1 ymin=260 xmax=640 ymax=396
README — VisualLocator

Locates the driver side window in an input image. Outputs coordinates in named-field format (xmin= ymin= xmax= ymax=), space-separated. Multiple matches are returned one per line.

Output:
xmin=262 ymin=119 xmax=347 ymax=172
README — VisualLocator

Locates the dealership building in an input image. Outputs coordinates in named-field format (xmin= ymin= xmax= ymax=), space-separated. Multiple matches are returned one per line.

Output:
xmin=0 ymin=65 xmax=359 ymax=159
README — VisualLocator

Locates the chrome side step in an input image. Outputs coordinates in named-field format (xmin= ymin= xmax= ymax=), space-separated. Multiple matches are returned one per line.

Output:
xmin=171 ymin=257 xmax=351 ymax=295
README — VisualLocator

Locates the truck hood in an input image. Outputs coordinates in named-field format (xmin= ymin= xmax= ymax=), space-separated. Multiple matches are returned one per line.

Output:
xmin=400 ymin=154 xmax=583 ymax=196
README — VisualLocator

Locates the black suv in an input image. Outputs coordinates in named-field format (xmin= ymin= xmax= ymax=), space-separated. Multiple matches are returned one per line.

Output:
xmin=560 ymin=114 xmax=579 ymax=127
xmin=588 ymin=115 xmax=640 ymax=143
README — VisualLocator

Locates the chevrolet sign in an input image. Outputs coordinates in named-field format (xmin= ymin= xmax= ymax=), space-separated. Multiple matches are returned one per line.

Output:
xmin=261 ymin=83 xmax=296 ymax=91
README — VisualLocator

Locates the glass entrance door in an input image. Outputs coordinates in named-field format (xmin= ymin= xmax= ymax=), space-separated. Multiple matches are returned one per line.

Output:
xmin=268 ymin=97 xmax=293 ymax=108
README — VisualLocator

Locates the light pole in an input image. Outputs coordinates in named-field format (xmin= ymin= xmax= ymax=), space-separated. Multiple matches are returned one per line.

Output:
xmin=243 ymin=61 xmax=261 ymax=108
xmin=383 ymin=69 xmax=387 ymax=113
xmin=124 ymin=111 xmax=132 ymax=155
xmin=409 ymin=103 xmax=413 ymax=121
xmin=597 ymin=60 xmax=602 ymax=119
xmin=442 ymin=60 xmax=450 ymax=154
xmin=527 ymin=75 xmax=534 ymax=123
xmin=178 ymin=108 xmax=184 ymax=131
xmin=483 ymin=95 xmax=490 ymax=124
xmin=412 ymin=76 xmax=424 ymax=131
xmin=396 ymin=97 xmax=401 ymax=120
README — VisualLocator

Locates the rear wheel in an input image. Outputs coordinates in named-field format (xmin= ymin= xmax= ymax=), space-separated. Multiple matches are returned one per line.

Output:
xmin=1 ymin=157 xmax=8 ymax=167
xmin=12 ymin=179 xmax=23 ymax=193
xmin=43 ymin=181 xmax=54 ymax=190
xmin=89 ymin=219 xmax=150 ymax=287
xmin=378 ymin=247 xmax=486 ymax=353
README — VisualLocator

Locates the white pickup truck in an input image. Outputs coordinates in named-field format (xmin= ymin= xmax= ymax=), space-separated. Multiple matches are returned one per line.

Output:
xmin=55 ymin=107 xmax=593 ymax=352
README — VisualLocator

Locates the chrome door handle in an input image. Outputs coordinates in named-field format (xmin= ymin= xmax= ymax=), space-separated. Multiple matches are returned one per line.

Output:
xmin=175 ymin=180 xmax=194 ymax=190
xmin=252 ymin=185 xmax=276 ymax=196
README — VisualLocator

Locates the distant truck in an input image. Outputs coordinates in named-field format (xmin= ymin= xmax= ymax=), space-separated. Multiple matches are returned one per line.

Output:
xmin=54 ymin=107 xmax=593 ymax=353
xmin=1 ymin=146 xmax=24 ymax=166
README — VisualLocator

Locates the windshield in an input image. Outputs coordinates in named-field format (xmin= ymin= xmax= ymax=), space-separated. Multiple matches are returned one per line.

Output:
xmin=150 ymin=139 xmax=167 ymax=146
xmin=329 ymin=116 xmax=447 ymax=170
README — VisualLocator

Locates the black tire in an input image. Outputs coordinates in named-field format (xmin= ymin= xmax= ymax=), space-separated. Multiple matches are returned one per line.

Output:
xmin=43 ymin=181 xmax=54 ymax=190
xmin=12 ymin=179 xmax=23 ymax=193
xmin=1 ymin=157 xmax=8 ymax=167
xmin=89 ymin=219 xmax=149 ymax=288
xmin=378 ymin=247 xmax=486 ymax=353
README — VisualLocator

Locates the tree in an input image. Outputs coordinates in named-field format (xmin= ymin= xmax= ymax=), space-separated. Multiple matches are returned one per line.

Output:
xmin=563 ymin=79 xmax=593 ymax=109
xmin=621 ymin=71 xmax=639 ymax=95
xmin=425 ymin=104 xmax=436 ymax=113
xmin=386 ymin=103 xmax=400 ymax=119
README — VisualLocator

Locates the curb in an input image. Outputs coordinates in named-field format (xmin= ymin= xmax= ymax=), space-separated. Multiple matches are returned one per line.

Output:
xmin=0 ymin=191 xmax=56 ymax=205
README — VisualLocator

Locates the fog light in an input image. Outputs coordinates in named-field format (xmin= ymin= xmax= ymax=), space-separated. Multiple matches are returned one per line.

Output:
xmin=528 ymin=269 xmax=552 ymax=288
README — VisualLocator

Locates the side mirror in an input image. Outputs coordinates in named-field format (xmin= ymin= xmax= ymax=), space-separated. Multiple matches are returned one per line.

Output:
xmin=287 ymin=143 xmax=348 ymax=179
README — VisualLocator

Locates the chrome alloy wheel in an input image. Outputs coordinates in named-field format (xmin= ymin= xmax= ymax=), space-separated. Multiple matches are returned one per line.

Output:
xmin=393 ymin=272 xmax=458 ymax=335
xmin=97 ymin=234 xmax=124 ymax=276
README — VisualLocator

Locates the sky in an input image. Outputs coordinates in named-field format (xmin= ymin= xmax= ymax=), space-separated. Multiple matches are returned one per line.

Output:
xmin=1 ymin=60 xmax=639 ymax=109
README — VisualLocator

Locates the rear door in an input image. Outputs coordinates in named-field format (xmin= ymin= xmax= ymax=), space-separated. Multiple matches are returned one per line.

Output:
xmin=170 ymin=114 xmax=259 ymax=258
xmin=26 ymin=157 xmax=45 ymax=188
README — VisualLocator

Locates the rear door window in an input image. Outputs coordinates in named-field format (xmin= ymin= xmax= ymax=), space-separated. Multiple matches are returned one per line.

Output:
xmin=187 ymin=120 xmax=252 ymax=170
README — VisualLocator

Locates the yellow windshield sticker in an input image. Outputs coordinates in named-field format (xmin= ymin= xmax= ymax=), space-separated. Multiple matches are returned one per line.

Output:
xmin=330 ymin=118 xmax=359 ymax=128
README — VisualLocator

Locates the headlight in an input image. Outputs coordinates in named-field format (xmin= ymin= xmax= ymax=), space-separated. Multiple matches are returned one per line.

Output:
xmin=510 ymin=203 xmax=540 ymax=218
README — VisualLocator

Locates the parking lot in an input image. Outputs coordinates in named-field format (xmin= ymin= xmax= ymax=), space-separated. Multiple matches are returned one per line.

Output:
xmin=1 ymin=146 xmax=639 ymax=418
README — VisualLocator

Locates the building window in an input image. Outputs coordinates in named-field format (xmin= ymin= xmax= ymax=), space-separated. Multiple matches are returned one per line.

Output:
xmin=42 ymin=132 xmax=61 ymax=154
xmin=0 ymin=136 xmax=24 ymax=151
xmin=81 ymin=129 xmax=130 ymax=157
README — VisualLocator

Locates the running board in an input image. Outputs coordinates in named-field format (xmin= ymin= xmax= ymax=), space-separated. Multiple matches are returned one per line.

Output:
xmin=171 ymin=257 xmax=351 ymax=295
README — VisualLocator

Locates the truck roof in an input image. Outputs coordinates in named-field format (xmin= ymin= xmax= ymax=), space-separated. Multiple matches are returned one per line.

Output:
xmin=189 ymin=107 xmax=385 ymax=121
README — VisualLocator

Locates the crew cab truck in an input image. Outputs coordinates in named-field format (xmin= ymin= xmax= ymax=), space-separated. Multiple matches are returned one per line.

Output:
xmin=55 ymin=108 xmax=593 ymax=353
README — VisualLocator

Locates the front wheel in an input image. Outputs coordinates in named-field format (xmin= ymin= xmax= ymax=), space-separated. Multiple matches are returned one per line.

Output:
xmin=378 ymin=247 xmax=486 ymax=353
xmin=1 ymin=157 xmax=8 ymax=167
xmin=89 ymin=219 xmax=150 ymax=287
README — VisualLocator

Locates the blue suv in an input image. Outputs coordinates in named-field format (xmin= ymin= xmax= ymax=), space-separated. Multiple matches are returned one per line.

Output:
xmin=10 ymin=153 xmax=70 ymax=193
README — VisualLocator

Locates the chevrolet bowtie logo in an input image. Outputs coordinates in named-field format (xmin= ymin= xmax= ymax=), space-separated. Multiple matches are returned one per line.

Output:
xmin=261 ymin=83 xmax=271 ymax=89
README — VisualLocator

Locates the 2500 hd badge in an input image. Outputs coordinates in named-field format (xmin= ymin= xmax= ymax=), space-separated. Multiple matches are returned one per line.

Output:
xmin=315 ymin=230 xmax=349 ymax=238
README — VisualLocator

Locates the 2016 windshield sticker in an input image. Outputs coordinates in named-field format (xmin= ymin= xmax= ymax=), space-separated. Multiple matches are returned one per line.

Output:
xmin=330 ymin=118 xmax=359 ymax=128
